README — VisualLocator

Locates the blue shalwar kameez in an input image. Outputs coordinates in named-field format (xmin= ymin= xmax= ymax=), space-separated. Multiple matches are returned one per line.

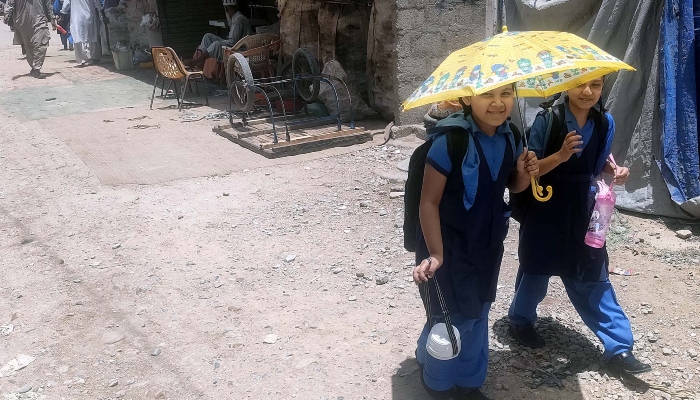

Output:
xmin=415 ymin=116 xmax=518 ymax=392
xmin=508 ymin=103 xmax=635 ymax=360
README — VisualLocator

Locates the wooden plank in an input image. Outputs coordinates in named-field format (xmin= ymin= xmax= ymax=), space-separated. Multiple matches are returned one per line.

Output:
xmin=230 ymin=113 xmax=317 ymax=128
xmin=268 ymin=131 xmax=372 ymax=156
xmin=318 ymin=3 xmax=339 ymax=64
xmin=214 ymin=126 xmax=269 ymax=155
xmin=215 ymin=121 xmax=372 ymax=159
xmin=260 ymin=135 xmax=314 ymax=149
xmin=261 ymin=127 xmax=366 ymax=149
xmin=235 ymin=119 xmax=342 ymax=139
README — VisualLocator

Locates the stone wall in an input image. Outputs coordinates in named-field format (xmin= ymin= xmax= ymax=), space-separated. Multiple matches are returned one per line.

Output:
xmin=123 ymin=0 xmax=152 ymax=49
xmin=394 ymin=0 xmax=486 ymax=124
xmin=105 ymin=0 xmax=156 ymax=50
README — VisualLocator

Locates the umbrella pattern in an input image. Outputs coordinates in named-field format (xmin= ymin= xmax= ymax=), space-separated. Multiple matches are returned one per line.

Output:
xmin=402 ymin=28 xmax=635 ymax=110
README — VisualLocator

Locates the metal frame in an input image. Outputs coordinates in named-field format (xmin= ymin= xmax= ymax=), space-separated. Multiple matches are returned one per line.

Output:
xmin=227 ymin=48 xmax=356 ymax=145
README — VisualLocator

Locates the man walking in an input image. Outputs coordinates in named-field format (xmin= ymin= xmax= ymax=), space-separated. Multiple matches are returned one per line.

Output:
xmin=4 ymin=0 xmax=56 ymax=78
xmin=61 ymin=0 xmax=102 ymax=66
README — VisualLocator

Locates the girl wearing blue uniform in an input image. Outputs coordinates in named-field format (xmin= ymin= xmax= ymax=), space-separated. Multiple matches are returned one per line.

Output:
xmin=413 ymin=84 xmax=539 ymax=400
xmin=53 ymin=0 xmax=73 ymax=51
xmin=507 ymin=77 xmax=651 ymax=376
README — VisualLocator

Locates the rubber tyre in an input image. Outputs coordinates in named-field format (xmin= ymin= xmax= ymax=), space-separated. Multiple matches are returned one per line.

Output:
xmin=227 ymin=52 xmax=255 ymax=112
xmin=292 ymin=48 xmax=320 ymax=103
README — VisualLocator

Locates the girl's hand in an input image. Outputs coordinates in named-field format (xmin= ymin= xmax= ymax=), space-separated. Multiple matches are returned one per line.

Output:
xmin=413 ymin=256 xmax=442 ymax=284
xmin=524 ymin=151 xmax=539 ymax=176
xmin=558 ymin=131 xmax=583 ymax=161
xmin=612 ymin=166 xmax=630 ymax=185
xmin=517 ymin=148 xmax=539 ymax=177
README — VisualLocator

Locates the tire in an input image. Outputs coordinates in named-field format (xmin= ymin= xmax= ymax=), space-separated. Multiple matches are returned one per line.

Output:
xmin=292 ymin=48 xmax=320 ymax=103
xmin=227 ymin=53 xmax=255 ymax=112
xmin=276 ymin=59 xmax=294 ymax=93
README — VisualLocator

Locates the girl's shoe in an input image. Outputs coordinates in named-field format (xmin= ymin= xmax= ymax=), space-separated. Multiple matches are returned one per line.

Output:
xmin=606 ymin=351 xmax=652 ymax=375
xmin=454 ymin=387 xmax=491 ymax=400
xmin=508 ymin=323 xmax=545 ymax=349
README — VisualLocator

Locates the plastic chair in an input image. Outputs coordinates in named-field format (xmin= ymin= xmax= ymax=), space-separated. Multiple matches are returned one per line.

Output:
xmin=151 ymin=46 xmax=209 ymax=110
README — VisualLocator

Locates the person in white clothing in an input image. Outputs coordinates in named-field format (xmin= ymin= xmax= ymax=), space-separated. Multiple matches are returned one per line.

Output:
xmin=61 ymin=0 xmax=102 ymax=66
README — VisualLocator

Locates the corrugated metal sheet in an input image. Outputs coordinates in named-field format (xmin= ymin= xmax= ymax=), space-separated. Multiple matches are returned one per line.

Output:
xmin=157 ymin=0 xmax=228 ymax=57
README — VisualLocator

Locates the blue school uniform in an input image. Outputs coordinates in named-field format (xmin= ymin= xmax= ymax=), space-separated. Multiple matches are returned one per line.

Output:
xmin=508 ymin=101 xmax=635 ymax=360
xmin=415 ymin=115 xmax=520 ymax=391
xmin=54 ymin=0 xmax=73 ymax=47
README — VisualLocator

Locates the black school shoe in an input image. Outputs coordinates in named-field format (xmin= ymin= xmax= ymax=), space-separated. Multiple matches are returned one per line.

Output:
xmin=508 ymin=323 xmax=546 ymax=349
xmin=606 ymin=351 xmax=652 ymax=375
xmin=454 ymin=387 xmax=492 ymax=400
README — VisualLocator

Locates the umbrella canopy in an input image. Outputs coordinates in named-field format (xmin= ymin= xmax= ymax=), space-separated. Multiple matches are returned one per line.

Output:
xmin=402 ymin=27 xmax=635 ymax=110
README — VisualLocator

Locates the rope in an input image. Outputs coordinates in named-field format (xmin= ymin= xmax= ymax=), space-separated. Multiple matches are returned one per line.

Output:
xmin=425 ymin=277 xmax=459 ymax=357
xmin=376 ymin=121 xmax=394 ymax=146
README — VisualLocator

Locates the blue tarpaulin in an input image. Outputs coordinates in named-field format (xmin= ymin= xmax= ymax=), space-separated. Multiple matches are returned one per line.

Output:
xmin=658 ymin=0 xmax=700 ymax=212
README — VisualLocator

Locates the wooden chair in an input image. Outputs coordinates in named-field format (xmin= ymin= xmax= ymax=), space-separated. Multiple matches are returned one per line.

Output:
xmin=151 ymin=47 xmax=209 ymax=111
xmin=202 ymin=33 xmax=281 ymax=83
xmin=225 ymin=33 xmax=280 ymax=79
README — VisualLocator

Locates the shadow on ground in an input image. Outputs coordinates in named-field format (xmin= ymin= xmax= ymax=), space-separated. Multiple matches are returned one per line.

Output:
xmin=390 ymin=316 xmax=633 ymax=399
xmin=12 ymin=72 xmax=59 ymax=80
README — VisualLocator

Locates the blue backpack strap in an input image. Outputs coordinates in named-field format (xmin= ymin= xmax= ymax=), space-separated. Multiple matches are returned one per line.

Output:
xmin=427 ymin=111 xmax=472 ymax=136
xmin=425 ymin=112 xmax=471 ymax=173
xmin=593 ymin=111 xmax=611 ymax=176
xmin=542 ymin=103 xmax=566 ymax=157
xmin=428 ymin=111 xmax=520 ymax=166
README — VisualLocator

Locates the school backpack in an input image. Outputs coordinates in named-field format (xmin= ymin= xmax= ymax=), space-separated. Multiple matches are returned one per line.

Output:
xmin=509 ymin=103 xmax=609 ymax=223
xmin=403 ymin=112 xmax=522 ymax=252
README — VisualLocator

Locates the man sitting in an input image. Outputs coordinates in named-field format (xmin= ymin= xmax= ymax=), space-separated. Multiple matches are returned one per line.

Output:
xmin=185 ymin=0 xmax=250 ymax=69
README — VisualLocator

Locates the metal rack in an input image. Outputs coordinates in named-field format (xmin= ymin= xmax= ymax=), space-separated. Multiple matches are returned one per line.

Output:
xmin=226 ymin=47 xmax=356 ymax=145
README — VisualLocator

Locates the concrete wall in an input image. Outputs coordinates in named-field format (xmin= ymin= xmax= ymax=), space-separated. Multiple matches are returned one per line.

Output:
xmin=394 ymin=0 xmax=486 ymax=125
xmin=123 ymin=0 xmax=151 ymax=49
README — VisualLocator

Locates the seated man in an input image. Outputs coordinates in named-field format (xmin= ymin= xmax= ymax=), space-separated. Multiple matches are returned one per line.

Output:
xmin=185 ymin=0 xmax=251 ymax=68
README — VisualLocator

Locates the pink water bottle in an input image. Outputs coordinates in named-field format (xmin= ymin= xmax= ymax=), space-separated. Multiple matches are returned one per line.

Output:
xmin=585 ymin=155 xmax=618 ymax=248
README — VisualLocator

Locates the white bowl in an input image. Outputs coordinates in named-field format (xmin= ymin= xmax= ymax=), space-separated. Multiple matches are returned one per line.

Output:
xmin=426 ymin=322 xmax=461 ymax=360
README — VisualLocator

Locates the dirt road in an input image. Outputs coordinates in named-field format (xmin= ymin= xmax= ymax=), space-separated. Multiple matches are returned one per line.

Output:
xmin=1 ymin=23 xmax=699 ymax=400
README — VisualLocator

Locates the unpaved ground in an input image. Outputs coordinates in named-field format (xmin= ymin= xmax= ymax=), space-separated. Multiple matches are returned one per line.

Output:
xmin=1 ymin=23 xmax=699 ymax=400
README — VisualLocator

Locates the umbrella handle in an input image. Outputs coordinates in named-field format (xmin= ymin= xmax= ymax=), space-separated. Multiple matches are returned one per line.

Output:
xmin=531 ymin=176 xmax=552 ymax=202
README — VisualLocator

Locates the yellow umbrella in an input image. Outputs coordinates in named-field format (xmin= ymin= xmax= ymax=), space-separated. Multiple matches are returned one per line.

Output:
xmin=402 ymin=27 xmax=635 ymax=111
xmin=402 ymin=27 xmax=635 ymax=203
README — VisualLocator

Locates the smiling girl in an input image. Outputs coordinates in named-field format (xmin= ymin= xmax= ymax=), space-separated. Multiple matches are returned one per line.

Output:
xmin=507 ymin=77 xmax=650 ymax=377
xmin=413 ymin=83 xmax=539 ymax=400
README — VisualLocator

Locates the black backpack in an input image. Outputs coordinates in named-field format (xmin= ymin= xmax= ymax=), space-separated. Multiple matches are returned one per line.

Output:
xmin=403 ymin=113 xmax=521 ymax=252
xmin=509 ymin=103 xmax=609 ymax=223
